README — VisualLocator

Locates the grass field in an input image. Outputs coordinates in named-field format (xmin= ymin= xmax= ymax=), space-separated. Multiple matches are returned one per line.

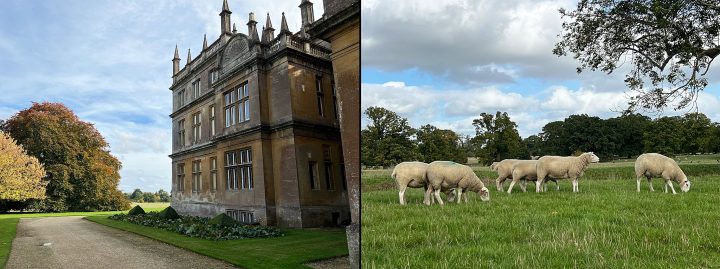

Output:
xmin=0 ymin=203 xmax=168 ymax=268
xmin=362 ymin=156 xmax=720 ymax=268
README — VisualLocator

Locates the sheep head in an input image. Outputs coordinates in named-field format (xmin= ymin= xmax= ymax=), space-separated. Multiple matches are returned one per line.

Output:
xmin=681 ymin=180 xmax=691 ymax=192
xmin=585 ymin=152 xmax=600 ymax=163
xmin=477 ymin=187 xmax=490 ymax=202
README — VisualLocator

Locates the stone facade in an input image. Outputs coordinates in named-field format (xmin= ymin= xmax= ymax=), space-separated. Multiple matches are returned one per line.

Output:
xmin=307 ymin=0 xmax=360 ymax=267
xmin=169 ymin=0 xmax=349 ymax=228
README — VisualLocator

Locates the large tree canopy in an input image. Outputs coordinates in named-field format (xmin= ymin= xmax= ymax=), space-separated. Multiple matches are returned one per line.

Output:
xmin=471 ymin=111 xmax=528 ymax=164
xmin=2 ymin=102 xmax=130 ymax=212
xmin=0 ymin=131 xmax=46 ymax=204
xmin=554 ymin=0 xmax=720 ymax=111
xmin=360 ymin=107 xmax=417 ymax=167
xmin=415 ymin=124 xmax=467 ymax=164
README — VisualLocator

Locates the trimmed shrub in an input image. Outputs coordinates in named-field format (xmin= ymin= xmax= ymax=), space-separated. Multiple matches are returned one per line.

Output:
xmin=108 ymin=212 xmax=283 ymax=240
xmin=209 ymin=213 xmax=238 ymax=227
xmin=128 ymin=205 xmax=146 ymax=215
xmin=158 ymin=206 xmax=180 ymax=219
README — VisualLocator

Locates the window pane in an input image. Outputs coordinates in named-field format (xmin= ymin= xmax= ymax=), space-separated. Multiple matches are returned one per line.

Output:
xmin=244 ymin=101 xmax=250 ymax=121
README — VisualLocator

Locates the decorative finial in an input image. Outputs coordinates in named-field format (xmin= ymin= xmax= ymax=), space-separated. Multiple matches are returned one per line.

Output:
xmin=281 ymin=12 xmax=290 ymax=33
xmin=173 ymin=44 xmax=179 ymax=59
xmin=186 ymin=49 xmax=192 ymax=65
xmin=232 ymin=23 xmax=237 ymax=33
xmin=222 ymin=0 xmax=230 ymax=12
xmin=203 ymin=34 xmax=208 ymax=50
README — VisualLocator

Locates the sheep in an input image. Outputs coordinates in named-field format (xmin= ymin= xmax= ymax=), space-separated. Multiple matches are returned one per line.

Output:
xmin=492 ymin=159 xmax=520 ymax=192
xmin=424 ymin=161 xmax=490 ymax=205
xmin=506 ymin=160 xmax=559 ymax=194
xmin=634 ymin=153 xmax=691 ymax=194
xmin=536 ymin=152 xmax=599 ymax=193
xmin=392 ymin=162 xmax=456 ymax=205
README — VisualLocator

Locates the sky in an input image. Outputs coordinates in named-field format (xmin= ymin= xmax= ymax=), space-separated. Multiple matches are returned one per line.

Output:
xmin=0 ymin=0 xmax=323 ymax=193
xmin=361 ymin=0 xmax=720 ymax=138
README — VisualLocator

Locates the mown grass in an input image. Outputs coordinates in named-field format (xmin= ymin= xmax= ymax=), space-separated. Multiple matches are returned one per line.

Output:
xmin=86 ymin=216 xmax=348 ymax=269
xmin=0 ymin=202 xmax=168 ymax=268
xmin=362 ymin=161 xmax=720 ymax=268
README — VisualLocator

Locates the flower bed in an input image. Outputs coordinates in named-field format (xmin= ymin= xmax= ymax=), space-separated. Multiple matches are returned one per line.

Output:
xmin=109 ymin=212 xmax=283 ymax=240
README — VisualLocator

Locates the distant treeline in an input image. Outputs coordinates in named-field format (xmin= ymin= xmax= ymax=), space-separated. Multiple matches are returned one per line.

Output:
xmin=361 ymin=107 xmax=720 ymax=167
xmin=124 ymin=189 xmax=171 ymax=203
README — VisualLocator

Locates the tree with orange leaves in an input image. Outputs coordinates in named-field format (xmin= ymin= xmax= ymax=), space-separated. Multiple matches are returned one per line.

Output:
xmin=2 ymin=102 xmax=129 ymax=212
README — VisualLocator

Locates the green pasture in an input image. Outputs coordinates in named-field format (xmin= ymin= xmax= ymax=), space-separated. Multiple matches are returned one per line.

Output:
xmin=362 ymin=156 xmax=720 ymax=268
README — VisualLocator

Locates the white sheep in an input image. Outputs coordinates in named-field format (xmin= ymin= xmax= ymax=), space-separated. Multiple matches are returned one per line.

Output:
xmin=506 ymin=160 xmax=559 ymax=194
xmin=492 ymin=159 xmax=520 ymax=192
xmin=536 ymin=152 xmax=599 ymax=193
xmin=635 ymin=153 xmax=691 ymax=194
xmin=424 ymin=161 xmax=490 ymax=205
xmin=392 ymin=162 xmax=456 ymax=205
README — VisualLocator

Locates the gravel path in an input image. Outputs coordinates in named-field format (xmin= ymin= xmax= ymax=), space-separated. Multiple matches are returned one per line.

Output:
xmin=6 ymin=216 xmax=237 ymax=269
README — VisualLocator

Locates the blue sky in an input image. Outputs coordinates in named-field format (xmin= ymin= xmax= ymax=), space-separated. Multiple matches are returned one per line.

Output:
xmin=0 ymin=0 xmax=321 ymax=192
xmin=361 ymin=0 xmax=720 ymax=138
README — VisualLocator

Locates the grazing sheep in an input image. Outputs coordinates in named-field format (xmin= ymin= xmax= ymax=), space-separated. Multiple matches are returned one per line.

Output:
xmin=635 ymin=153 xmax=691 ymax=194
xmin=493 ymin=159 xmax=520 ymax=192
xmin=424 ymin=161 xmax=490 ymax=205
xmin=392 ymin=162 xmax=455 ymax=205
xmin=506 ymin=160 xmax=559 ymax=194
xmin=536 ymin=152 xmax=600 ymax=193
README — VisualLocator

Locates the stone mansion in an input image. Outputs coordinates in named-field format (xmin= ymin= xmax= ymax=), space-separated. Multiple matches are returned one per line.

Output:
xmin=169 ymin=0 xmax=349 ymax=228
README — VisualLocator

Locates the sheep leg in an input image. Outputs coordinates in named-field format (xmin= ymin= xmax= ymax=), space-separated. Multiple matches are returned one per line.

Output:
xmin=399 ymin=185 xmax=407 ymax=205
xmin=664 ymin=181 xmax=668 ymax=193
xmin=536 ymin=177 xmax=545 ymax=193
xmin=520 ymin=180 xmax=527 ymax=193
xmin=555 ymin=180 xmax=559 ymax=191
xmin=667 ymin=180 xmax=677 ymax=194
xmin=456 ymin=188 xmax=463 ymax=204
xmin=424 ymin=187 xmax=434 ymax=206
xmin=463 ymin=193 xmax=469 ymax=203
xmin=434 ymin=188 xmax=444 ymax=205
xmin=636 ymin=176 xmax=642 ymax=192
xmin=646 ymin=176 xmax=654 ymax=192
xmin=507 ymin=179 xmax=518 ymax=194
xmin=495 ymin=177 xmax=505 ymax=192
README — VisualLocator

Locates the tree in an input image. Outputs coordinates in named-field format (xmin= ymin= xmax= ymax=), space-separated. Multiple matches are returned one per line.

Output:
xmin=0 ymin=131 xmax=46 ymax=211
xmin=471 ymin=111 xmax=527 ymax=165
xmin=644 ymin=116 xmax=684 ymax=156
xmin=606 ymin=113 xmax=651 ymax=158
xmin=130 ymin=189 xmax=143 ymax=201
xmin=523 ymin=135 xmax=544 ymax=157
xmin=539 ymin=121 xmax=566 ymax=155
xmin=360 ymin=107 xmax=417 ymax=167
xmin=2 ymin=102 xmax=130 ymax=212
xmin=554 ymin=1 xmax=720 ymax=112
xmin=415 ymin=124 xmax=467 ymax=163
xmin=681 ymin=112 xmax=713 ymax=154
xmin=141 ymin=192 xmax=159 ymax=203
xmin=157 ymin=189 xmax=170 ymax=202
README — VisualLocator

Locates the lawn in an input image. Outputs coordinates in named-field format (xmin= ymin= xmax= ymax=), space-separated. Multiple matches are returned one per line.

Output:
xmin=86 ymin=216 xmax=348 ymax=269
xmin=362 ymin=158 xmax=720 ymax=268
xmin=0 ymin=202 xmax=168 ymax=268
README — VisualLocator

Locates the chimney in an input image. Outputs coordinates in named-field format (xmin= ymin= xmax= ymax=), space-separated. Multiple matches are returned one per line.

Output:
xmin=247 ymin=12 xmax=259 ymax=42
xmin=299 ymin=0 xmax=314 ymax=28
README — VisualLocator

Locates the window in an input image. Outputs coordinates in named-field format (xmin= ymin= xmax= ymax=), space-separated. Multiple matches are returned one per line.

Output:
xmin=331 ymin=80 xmax=338 ymax=119
xmin=224 ymin=90 xmax=236 ymax=127
xmin=178 ymin=89 xmax=186 ymax=107
xmin=238 ymin=83 xmax=250 ymax=122
xmin=224 ymin=82 xmax=250 ymax=127
xmin=225 ymin=148 xmax=252 ymax=190
xmin=226 ymin=210 xmax=255 ymax=224
xmin=323 ymin=145 xmax=334 ymax=190
xmin=192 ymin=79 xmax=201 ymax=99
xmin=309 ymin=161 xmax=319 ymax=190
xmin=177 ymin=119 xmax=186 ymax=147
xmin=192 ymin=112 xmax=202 ymax=144
xmin=209 ymin=105 xmax=216 ymax=136
xmin=211 ymin=157 xmax=217 ymax=192
xmin=316 ymin=76 xmax=324 ymax=116
xmin=192 ymin=160 xmax=202 ymax=193
xmin=176 ymin=163 xmax=185 ymax=192
xmin=209 ymin=69 xmax=219 ymax=85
